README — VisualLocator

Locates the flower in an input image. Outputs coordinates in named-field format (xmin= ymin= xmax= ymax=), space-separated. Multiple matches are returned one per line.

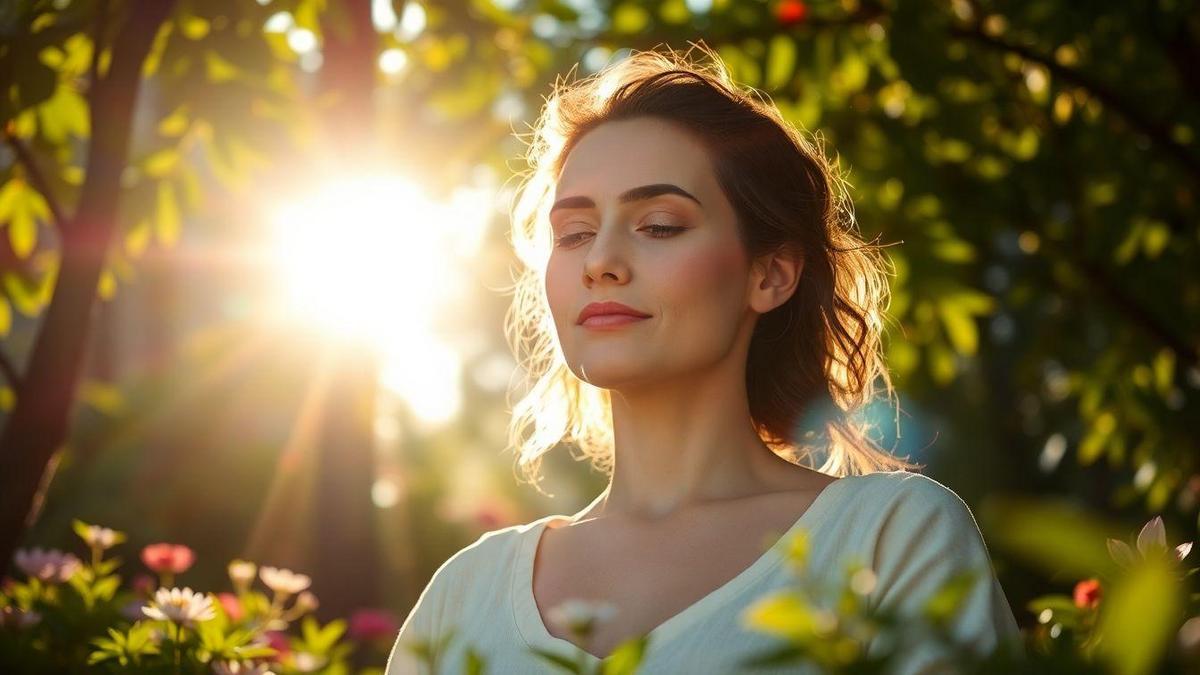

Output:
xmin=775 ymin=0 xmax=808 ymax=25
xmin=228 ymin=559 xmax=257 ymax=592
xmin=348 ymin=608 xmax=399 ymax=642
xmin=259 ymin=566 xmax=311 ymax=596
xmin=142 ymin=586 xmax=217 ymax=626
xmin=217 ymin=592 xmax=244 ymax=622
xmin=0 ymin=605 xmax=42 ymax=629
xmin=132 ymin=573 xmax=156 ymax=597
xmin=546 ymin=598 xmax=618 ymax=639
xmin=141 ymin=543 xmax=196 ymax=574
xmin=80 ymin=525 xmax=120 ymax=550
xmin=1073 ymin=578 xmax=1102 ymax=609
xmin=1107 ymin=515 xmax=1193 ymax=569
xmin=212 ymin=661 xmax=275 ymax=675
xmin=120 ymin=599 xmax=148 ymax=621
xmin=13 ymin=547 xmax=82 ymax=582
xmin=260 ymin=630 xmax=291 ymax=660
xmin=290 ymin=652 xmax=327 ymax=673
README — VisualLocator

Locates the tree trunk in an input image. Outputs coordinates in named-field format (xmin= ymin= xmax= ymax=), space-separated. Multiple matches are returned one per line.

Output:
xmin=0 ymin=0 xmax=178 ymax=576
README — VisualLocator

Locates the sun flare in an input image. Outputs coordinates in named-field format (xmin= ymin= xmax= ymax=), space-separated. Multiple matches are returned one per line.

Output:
xmin=266 ymin=172 xmax=495 ymax=425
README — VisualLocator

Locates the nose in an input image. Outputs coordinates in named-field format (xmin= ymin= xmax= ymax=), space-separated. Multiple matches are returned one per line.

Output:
xmin=582 ymin=225 xmax=631 ymax=287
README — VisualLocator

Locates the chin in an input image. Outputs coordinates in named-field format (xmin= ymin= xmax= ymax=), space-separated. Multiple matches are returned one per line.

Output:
xmin=566 ymin=356 xmax=656 ymax=390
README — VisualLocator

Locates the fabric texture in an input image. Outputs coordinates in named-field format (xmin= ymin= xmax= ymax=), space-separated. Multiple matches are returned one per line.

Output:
xmin=385 ymin=470 xmax=1023 ymax=674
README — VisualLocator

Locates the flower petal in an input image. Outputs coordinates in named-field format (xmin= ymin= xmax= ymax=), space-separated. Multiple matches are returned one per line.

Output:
xmin=1176 ymin=542 xmax=1193 ymax=561
xmin=1136 ymin=516 xmax=1167 ymax=556
xmin=1107 ymin=538 xmax=1136 ymax=568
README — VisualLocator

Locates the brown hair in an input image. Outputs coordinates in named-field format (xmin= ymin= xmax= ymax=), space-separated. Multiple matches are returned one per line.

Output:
xmin=503 ymin=42 xmax=919 ymax=496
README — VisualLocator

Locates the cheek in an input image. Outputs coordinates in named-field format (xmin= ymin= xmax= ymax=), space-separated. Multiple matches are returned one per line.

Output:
xmin=543 ymin=256 xmax=573 ymax=328
xmin=659 ymin=240 xmax=748 ymax=315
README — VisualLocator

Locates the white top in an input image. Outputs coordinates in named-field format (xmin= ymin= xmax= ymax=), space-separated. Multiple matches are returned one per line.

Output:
xmin=385 ymin=470 xmax=1023 ymax=674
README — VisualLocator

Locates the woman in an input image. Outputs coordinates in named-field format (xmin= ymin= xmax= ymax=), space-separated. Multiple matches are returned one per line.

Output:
xmin=387 ymin=44 xmax=1021 ymax=674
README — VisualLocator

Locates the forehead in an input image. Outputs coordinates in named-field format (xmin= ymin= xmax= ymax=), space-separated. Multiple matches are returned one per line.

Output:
xmin=555 ymin=118 xmax=716 ymax=200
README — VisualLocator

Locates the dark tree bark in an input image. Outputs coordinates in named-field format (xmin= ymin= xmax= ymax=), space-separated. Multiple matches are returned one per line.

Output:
xmin=0 ymin=0 xmax=179 ymax=575
xmin=310 ymin=0 xmax=384 ymax=623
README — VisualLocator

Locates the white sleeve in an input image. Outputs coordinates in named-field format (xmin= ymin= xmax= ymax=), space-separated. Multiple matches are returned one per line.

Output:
xmin=385 ymin=554 xmax=461 ymax=675
xmin=865 ymin=475 xmax=1023 ymax=674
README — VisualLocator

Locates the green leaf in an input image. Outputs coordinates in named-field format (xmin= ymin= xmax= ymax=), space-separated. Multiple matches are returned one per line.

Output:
xmin=929 ymin=237 xmax=975 ymax=263
xmin=205 ymin=50 xmax=240 ymax=83
xmin=36 ymin=85 xmax=90 ymax=144
xmin=923 ymin=568 xmax=979 ymax=626
xmin=979 ymin=497 xmax=1116 ymax=578
xmin=1141 ymin=219 xmax=1170 ymax=258
xmin=155 ymin=180 xmax=181 ymax=246
xmin=179 ymin=15 xmax=210 ymax=40
xmin=765 ymin=35 xmax=797 ymax=91
xmin=1 ymin=179 xmax=50 ymax=258
xmin=143 ymin=148 xmax=181 ymax=178
xmin=79 ymin=380 xmax=125 ymax=415
xmin=611 ymin=4 xmax=650 ymax=34
xmin=926 ymin=341 xmax=957 ymax=385
xmin=1152 ymin=348 xmax=1174 ymax=397
xmin=741 ymin=590 xmax=823 ymax=642
xmin=936 ymin=301 xmax=978 ymax=356
xmin=836 ymin=53 xmax=869 ymax=93
xmin=529 ymin=647 xmax=584 ymax=673
xmin=600 ymin=635 xmax=649 ymax=674
xmin=93 ymin=575 xmax=120 ymax=601
xmin=658 ymin=0 xmax=690 ymax=24
xmin=1097 ymin=556 xmax=1183 ymax=675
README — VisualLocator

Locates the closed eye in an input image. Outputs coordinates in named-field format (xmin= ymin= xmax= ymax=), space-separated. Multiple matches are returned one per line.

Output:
xmin=552 ymin=223 xmax=687 ymax=248
xmin=641 ymin=224 xmax=686 ymax=238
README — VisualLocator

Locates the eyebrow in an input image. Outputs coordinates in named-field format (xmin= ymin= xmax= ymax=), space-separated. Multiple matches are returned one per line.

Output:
xmin=549 ymin=183 xmax=702 ymax=217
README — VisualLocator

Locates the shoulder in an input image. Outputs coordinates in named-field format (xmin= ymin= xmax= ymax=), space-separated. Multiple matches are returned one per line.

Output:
xmin=859 ymin=470 xmax=998 ymax=589
xmin=857 ymin=470 xmax=979 ymax=528
xmin=419 ymin=517 xmax=549 ymax=602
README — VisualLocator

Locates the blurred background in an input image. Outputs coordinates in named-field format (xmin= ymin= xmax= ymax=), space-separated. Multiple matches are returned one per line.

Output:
xmin=1 ymin=0 xmax=1197 ymax=667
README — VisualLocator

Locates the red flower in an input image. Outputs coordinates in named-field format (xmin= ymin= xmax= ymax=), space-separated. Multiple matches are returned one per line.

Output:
xmin=132 ymin=573 xmax=156 ymax=597
xmin=140 ymin=543 xmax=195 ymax=574
xmin=776 ymin=0 xmax=808 ymax=25
xmin=263 ymin=630 xmax=291 ymax=659
xmin=217 ymin=592 xmax=244 ymax=622
xmin=349 ymin=608 xmax=400 ymax=642
xmin=1073 ymin=578 xmax=1102 ymax=609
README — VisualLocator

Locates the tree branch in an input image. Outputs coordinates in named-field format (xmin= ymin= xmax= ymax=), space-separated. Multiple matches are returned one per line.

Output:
xmin=0 ymin=349 xmax=20 ymax=392
xmin=947 ymin=23 xmax=1200 ymax=181
xmin=3 ymin=129 xmax=68 ymax=230
xmin=88 ymin=0 xmax=110 ymax=86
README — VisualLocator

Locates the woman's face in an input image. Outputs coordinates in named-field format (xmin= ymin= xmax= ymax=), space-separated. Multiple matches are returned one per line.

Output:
xmin=545 ymin=116 xmax=756 ymax=389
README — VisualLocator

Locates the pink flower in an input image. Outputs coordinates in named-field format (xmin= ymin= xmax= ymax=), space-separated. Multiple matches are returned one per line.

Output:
xmin=120 ymin=599 xmax=147 ymax=621
xmin=141 ymin=543 xmax=195 ymax=574
xmin=13 ymin=547 xmax=82 ymax=582
xmin=262 ymin=630 xmax=290 ymax=660
xmin=132 ymin=573 xmax=156 ymax=597
xmin=218 ymin=592 xmax=244 ymax=622
xmin=348 ymin=608 xmax=400 ymax=642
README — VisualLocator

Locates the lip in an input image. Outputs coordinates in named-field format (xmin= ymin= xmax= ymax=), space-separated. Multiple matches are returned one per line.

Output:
xmin=577 ymin=301 xmax=652 ymax=326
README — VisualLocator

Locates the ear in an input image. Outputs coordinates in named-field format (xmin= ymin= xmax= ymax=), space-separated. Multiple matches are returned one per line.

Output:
xmin=748 ymin=248 xmax=803 ymax=314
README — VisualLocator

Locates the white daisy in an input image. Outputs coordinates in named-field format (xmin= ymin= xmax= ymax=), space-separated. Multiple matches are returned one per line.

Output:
xmin=259 ymin=566 xmax=311 ymax=596
xmin=82 ymin=525 xmax=120 ymax=550
xmin=142 ymin=586 xmax=217 ymax=626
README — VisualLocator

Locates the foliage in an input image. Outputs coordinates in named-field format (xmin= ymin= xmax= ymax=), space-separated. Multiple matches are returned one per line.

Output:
xmin=0 ymin=519 xmax=394 ymax=674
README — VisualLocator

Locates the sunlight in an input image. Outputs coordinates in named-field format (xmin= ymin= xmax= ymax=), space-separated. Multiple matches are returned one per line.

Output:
xmin=266 ymin=172 xmax=494 ymax=426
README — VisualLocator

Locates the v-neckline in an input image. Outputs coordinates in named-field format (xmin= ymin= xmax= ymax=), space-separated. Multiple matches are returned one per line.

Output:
xmin=510 ymin=474 xmax=857 ymax=662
